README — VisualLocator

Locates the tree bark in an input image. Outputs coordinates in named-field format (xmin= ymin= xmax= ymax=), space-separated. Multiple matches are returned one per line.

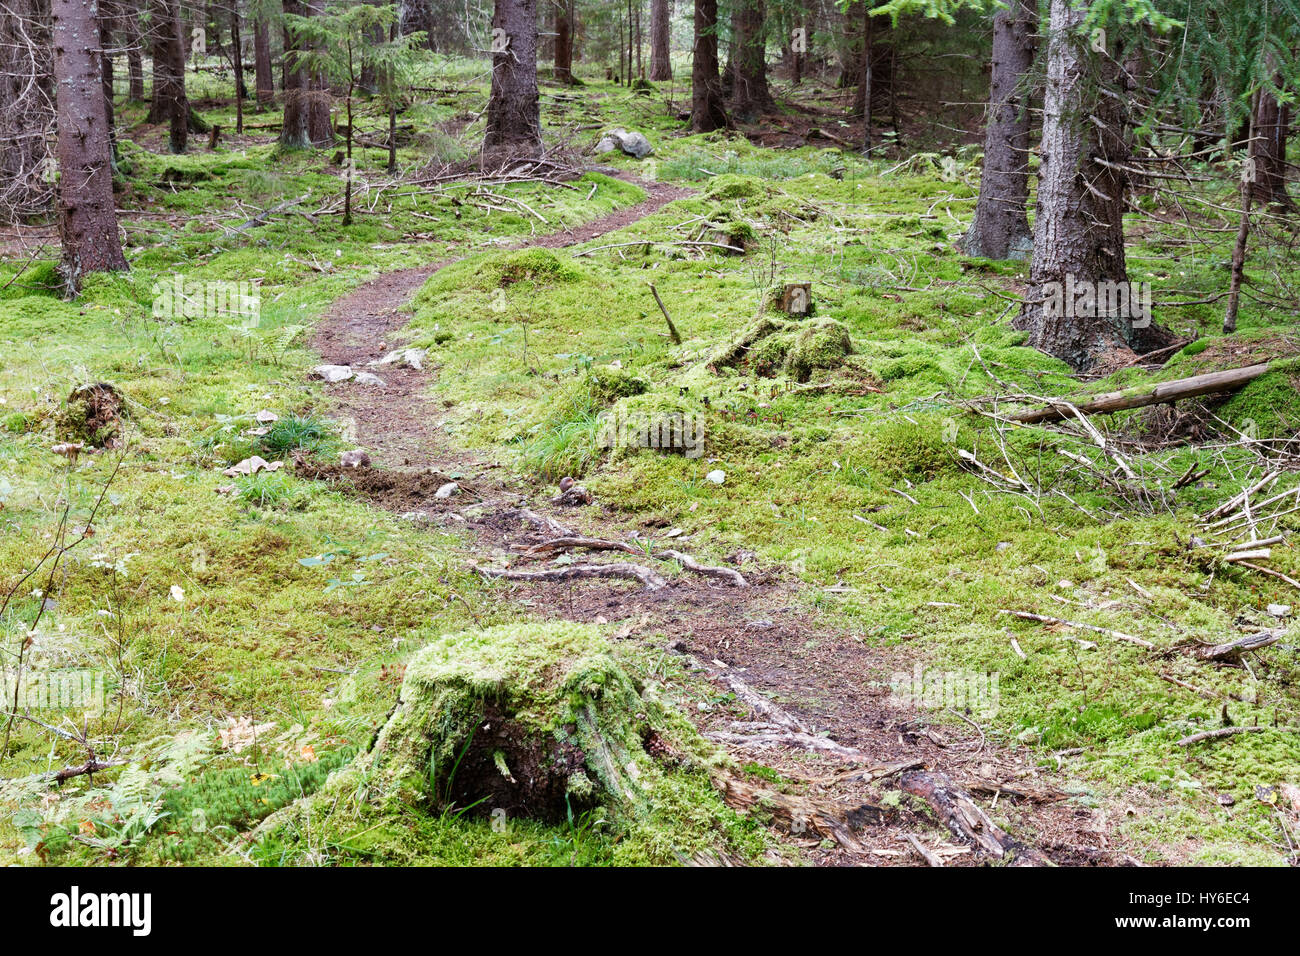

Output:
xmin=52 ymin=0 xmax=128 ymax=289
xmin=690 ymin=0 xmax=727 ymax=132
xmin=1014 ymin=0 xmax=1160 ymax=369
xmin=122 ymin=0 xmax=144 ymax=100
xmin=1251 ymin=87 xmax=1293 ymax=208
xmin=253 ymin=14 xmax=273 ymax=106
xmin=280 ymin=0 xmax=333 ymax=148
xmin=730 ymin=0 xmax=771 ymax=119
xmin=0 ymin=0 xmax=55 ymax=221
xmin=484 ymin=0 xmax=541 ymax=154
xmin=649 ymin=0 xmax=671 ymax=80
xmin=859 ymin=0 xmax=872 ymax=152
xmin=554 ymin=0 xmax=574 ymax=83
xmin=147 ymin=0 xmax=188 ymax=152
xmin=963 ymin=0 xmax=1035 ymax=259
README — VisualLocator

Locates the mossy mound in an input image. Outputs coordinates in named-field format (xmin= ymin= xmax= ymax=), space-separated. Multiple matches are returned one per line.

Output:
xmin=702 ymin=174 xmax=769 ymax=201
xmin=1215 ymin=357 xmax=1300 ymax=439
xmin=786 ymin=319 xmax=853 ymax=382
xmin=276 ymin=623 xmax=668 ymax=827
xmin=585 ymin=364 xmax=650 ymax=403
xmin=55 ymin=382 xmax=123 ymax=448
xmin=863 ymin=416 xmax=959 ymax=480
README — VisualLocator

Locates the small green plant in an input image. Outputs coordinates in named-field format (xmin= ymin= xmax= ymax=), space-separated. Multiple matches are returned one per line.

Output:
xmin=257 ymin=414 xmax=337 ymax=458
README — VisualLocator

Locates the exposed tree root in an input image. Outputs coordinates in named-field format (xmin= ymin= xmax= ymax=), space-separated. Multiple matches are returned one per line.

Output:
xmin=708 ymin=769 xmax=881 ymax=854
xmin=513 ymin=522 xmax=749 ymax=587
xmin=473 ymin=561 xmax=667 ymax=591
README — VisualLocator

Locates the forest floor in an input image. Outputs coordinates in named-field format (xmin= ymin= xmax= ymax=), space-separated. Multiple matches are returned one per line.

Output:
xmin=1 ymin=60 xmax=1299 ymax=866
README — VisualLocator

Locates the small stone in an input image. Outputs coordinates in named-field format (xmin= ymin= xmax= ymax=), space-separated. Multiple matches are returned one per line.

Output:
xmin=352 ymin=371 xmax=387 ymax=387
xmin=1267 ymin=603 xmax=1292 ymax=618
xmin=340 ymin=450 xmax=371 ymax=468
xmin=312 ymin=364 xmax=354 ymax=383
xmin=705 ymin=470 xmax=726 ymax=485
xmin=435 ymin=482 xmax=459 ymax=498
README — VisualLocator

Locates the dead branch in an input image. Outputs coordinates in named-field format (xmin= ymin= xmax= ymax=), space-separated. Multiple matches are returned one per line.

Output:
xmin=472 ymin=561 xmax=667 ymax=591
xmin=898 ymin=770 xmax=1052 ymax=866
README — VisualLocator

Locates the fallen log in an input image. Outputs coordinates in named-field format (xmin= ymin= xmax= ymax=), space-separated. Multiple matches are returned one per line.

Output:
xmin=709 ymin=770 xmax=881 ymax=853
xmin=473 ymin=561 xmax=668 ymax=591
xmin=1008 ymin=363 xmax=1272 ymax=425
xmin=898 ymin=770 xmax=1052 ymax=866
xmin=1197 ymin=629 xmax=1284 ymax=661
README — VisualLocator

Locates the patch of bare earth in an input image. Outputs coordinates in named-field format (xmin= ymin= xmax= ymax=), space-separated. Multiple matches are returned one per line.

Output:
xmin=304 ymin=173 xmax=1135 ymax=867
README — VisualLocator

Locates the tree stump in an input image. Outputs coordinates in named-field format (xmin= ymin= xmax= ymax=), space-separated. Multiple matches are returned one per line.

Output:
xmin=779 ymin=282 xmax=813 ymax=316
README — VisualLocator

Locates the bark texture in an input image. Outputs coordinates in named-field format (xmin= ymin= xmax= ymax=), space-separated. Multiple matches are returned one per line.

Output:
xmin=649 ymin=0 xmax=671 ymax=80
xmin=484 ymin=0 xmax=541 ymax=153
xmin=52 ymin=0 xmax=128 ymax=287
xmin=730 ymin=0 xmax=771 ymax=119
xmin=147 ymin=0 xmax=187 ymax=152
xmin=963 ymin=0 xmax=1035 ymax=259
xmin=253 ymin=15 xmax=273 ymax=106
xmin=0 ymin=0 xmax=55 ymax=220
xmin=280 ymin=0 xmax=333 ymax=149
xmin=1251 ymin=88 xmax=1293 ymax=208
xmin=690 ymin=0 xmax=727 ymax=132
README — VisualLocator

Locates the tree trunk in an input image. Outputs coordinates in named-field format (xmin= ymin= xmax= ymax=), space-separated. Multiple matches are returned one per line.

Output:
xmin=280 ymin=0 xmax=332 ymax=149
xmin=649 ymin=0 xmax=671 ymax=80
xmin=1013 ymin=0 xmax=1160 ymax=369
xmin=253 ymin=15 xmax=273 ymax=106
xmin=963 ymin=0 xmax=1035 ymax=259
xmin=0 ymin=0 xmax=55 ymax=221
xmin=228 ymin=0 xmax=244 ymax=133
xmin=97 ymin=0 xmax=116 ymax=154
xmin=1224 ymin=97 xmax=1256 ymax=335
xmin=484 ymin=0 xmax=541 ymax=154
xmin=123 ymin=0 xmax=144 ymax=100
xmin=1251 ymin=87 xmax=1293 ymax=208
xmin=730 ymin=0 xmax=771 ymax=119
xmin=690 ymin=0 xmax=727 ymax=132
xmin=147 ymin=0 xmax=188 ymax=152
xmin=555 ymin=0 xmax=574 ymax=83
xmin=859 ymin=0 xmax=872 ymax=152
xmin=52 ymin=0 xmax=128 ymax=289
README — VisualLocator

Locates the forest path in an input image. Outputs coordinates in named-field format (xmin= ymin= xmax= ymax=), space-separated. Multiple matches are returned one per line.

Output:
xmin=306 ymin=173 xmax=1127 ymax=867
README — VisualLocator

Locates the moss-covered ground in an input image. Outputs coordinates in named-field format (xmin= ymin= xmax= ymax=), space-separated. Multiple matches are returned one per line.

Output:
xmin=1 ymin=57 xmax=1298 ymax=866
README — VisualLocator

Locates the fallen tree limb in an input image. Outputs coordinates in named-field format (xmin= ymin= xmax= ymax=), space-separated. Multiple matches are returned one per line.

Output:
xmin=1176 ymin=725 xmax=1300 ymax=746
xmin=709 ymin=770 xmax=880 ymax=854
xmin=1197 ymin=629 xmax=1284 ymax=661
xmin=998 ymin=610 xmax=1155 ymax=649
xmin=898 ymin=770 xmax=1052 ymax=866
xmin=522 ymin=536 xmax=748 ymax=587
xmin=1008 ymin=363 xmax=1272 ymax=425
xmin=472 ymin=561 xmax=667 ymax=591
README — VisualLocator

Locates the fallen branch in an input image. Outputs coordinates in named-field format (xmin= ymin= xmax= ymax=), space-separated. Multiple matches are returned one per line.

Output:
xmin=1008 ymin=363 xmax=1272 ymax=425
xmin=1197 ymin=629 xmax=1284 ymax=661
xmin=998 ymin=610 xmax=1155 ymax=649
xmin=1176 ymin=725 xmax=1300 ymax=746
xmin=473 ymin=561 xmax=667 ymax=591
xmin=898 ymin=770 xmax=1052 ymax=866
xmin=523 ymin=536 xmax=748 ymax=587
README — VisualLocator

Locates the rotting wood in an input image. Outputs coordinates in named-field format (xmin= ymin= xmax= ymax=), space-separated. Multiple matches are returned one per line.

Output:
xmin=521 ymin=535 xmax=748 ymax=587
xmin=898 ymin=770 xmax=1052 ymax=866
xmin=1008 ymin=363 xmax=1272 ymax=425
xmin=1197 ymin=629 xmax=1284 ymax=661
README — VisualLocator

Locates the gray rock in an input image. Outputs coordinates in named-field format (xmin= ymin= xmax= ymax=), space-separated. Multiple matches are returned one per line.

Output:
xmin=594 ymin=128 xmax=654 ymax=159
xmin=352 ymin=371 xmax=387 ymax=387
xmin=312 ymin=364 xmax=354 ymax=383
xmin=435 ymin=482 xmax=459 ymax=498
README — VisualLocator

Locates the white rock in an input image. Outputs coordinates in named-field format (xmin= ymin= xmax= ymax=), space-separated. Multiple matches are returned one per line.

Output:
xmin=705 ymin=470 xmax=726 ymax=485
xmin=435 ymin=482 xmax=459 ymax=498
xmin=312 ymin=364 xmax=354 ymax=383
xmin=372 ymin=348 xmax=426 ymax=370
xmin=1267 ymin=603 xmax=1292 ymax=618
xmin=352 ymin=371 xmax=387 ymax=387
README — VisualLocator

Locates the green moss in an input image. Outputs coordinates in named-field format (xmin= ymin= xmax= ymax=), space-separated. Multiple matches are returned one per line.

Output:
xmin=785 ymin=319 xmax=853 ymax=382
xmin=1216 ymin=358 xmax=1300 ymax=438
xmin=586 ymin=364 xmax=650 ymax=403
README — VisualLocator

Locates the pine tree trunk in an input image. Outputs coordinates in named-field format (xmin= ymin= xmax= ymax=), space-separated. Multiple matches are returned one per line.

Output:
xmin=649 ymin=0 xmax=671 ymax=80
xmin=147 ymin=0 xmax=187 ymax=152
xmin=1014 ymin=0 xmax=1154 ymax=369
xmin=859 ymin=1 xmax=872 ymax=152
xmin=0 ymin=0 xmax=55 ymax=221
xmin=555 ymin=0 xmax=574 ymax=83
xmin=123 ymin=0 xmax=144 ymax=100
xmin=253 ymin=15 xmax=272 ymax=106
xmin=280 ymin=0 xmax=332 ymax=148
xmin=1252 ymin=88 xmax=1294 ymax=208
xmin=52 ymin=0 xmax=128 ymax=289
xmin=97 ymin=0 xmax=116 ymax=153
xmin=730 ymin=0 xmax=770 ymax=119
xmin=963 ymin=0 xmax=1035 ymax=259
xmin=484 ymin=0 xmax=541 ymax=153
xmin=690 ymin=0 xmax=726 ymax=131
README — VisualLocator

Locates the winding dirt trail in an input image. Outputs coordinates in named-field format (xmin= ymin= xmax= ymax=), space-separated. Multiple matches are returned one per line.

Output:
xmin=306 ymin=174 xmax=1131 ymax=867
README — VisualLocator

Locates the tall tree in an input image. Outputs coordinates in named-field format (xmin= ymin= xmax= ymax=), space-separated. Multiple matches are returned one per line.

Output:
xmin=963 ymin=0 xmax=1035 ymax=259
xmin=280 ymin=0 xmax=333 ymax=147
xmin=148 ymin=0 xmax=189 ymax=151
xmin=253 ymin=6 xmax=273 ymax=107
xmin=484 ymin=0 xmax=541 ymax=152
xmin=1251 ymin=86 xmax=1294 ymax=208
xmin=0 ymin=0 xmax=54 ymax=221
xmin=690 ymin=0 xmax=727 ymax=130
xmin=554 ymin=0 xmax=575 ymax=83
xmin=51 ymin=0 xmax=128 ymax=289
xmin=1014 ymin=0 xmax=1161 ymax=368
xmin=731 ymin=0 xmax=772 ymax=118
xmin=650 ymin=0 xmax=671 ymax=80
